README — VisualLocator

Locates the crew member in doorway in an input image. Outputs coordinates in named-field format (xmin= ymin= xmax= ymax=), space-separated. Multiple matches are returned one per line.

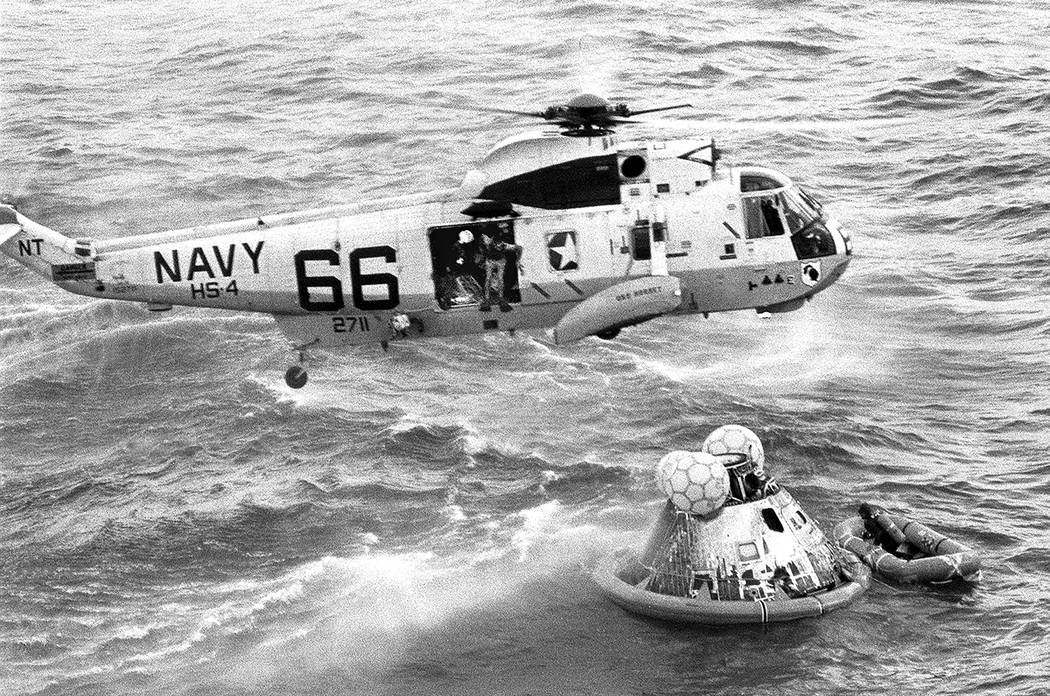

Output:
xmin=504 ymin=224 xmax=524 ymax=293
xmin=479 ymin=225 xmax=519 ymax=312
xmin=454 ymin=229 xmax=477 ymax=275
xmin=437 ymin=229 xmax=484 ymax=309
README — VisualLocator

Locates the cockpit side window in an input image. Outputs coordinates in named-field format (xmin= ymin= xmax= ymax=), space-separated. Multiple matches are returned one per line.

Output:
xmin=743 ymin=196 xmax=786 ymax=238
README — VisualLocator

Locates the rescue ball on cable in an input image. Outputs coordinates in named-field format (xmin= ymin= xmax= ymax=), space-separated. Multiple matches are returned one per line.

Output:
xmin=656 ymin=450 xmax=729 ymax=516
xmin=701 ymin=424 xmax=765 ymax=473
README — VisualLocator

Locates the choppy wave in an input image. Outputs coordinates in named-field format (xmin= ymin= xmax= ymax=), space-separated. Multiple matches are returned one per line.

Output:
xmin=2 ymin=0 xmax=1050 ymax=694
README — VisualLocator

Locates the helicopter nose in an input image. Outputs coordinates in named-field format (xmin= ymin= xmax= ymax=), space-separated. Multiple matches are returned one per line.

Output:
xmin=826 ymin=253 xmax=852 ymax=285
xmin=824 ymin=215 xmax=852 ymax=256
xmin=818 ymin=215 xmax=852 ymax=286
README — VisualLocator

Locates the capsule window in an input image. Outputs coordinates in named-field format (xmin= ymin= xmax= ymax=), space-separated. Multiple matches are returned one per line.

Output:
xmin=761 ymin=508 xmax=785 ymax=533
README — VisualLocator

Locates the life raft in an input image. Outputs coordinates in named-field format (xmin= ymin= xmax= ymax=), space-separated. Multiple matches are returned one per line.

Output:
xmin=833 ymin=504 xmax=981 ymax=584
xmin=593 ymin=548 xmax=870 ymax=625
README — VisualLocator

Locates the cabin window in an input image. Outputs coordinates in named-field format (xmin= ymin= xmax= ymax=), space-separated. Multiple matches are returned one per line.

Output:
xmin=740 ymin=174 xmax=781 ymax=192
xmin=631 ymin=223 xmax=651 ymax=261
xmin=620 ymin=154 xmax=647 ymax=179
xmin=743 ymin=196 xmax=786 ymax=239
xmin=656 ymin=183 xmax=671 ymax=193
xmin=546 ymin=230 xmax=579 ymax=271
xmin=761 ymin=508 xmax=785 ymax=533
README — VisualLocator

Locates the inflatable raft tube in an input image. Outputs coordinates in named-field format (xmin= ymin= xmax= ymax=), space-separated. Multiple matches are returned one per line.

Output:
xmin=834 ymin=514 xmax=980 ymax=584
xmin=593 ymin=548 xmax=870 ymax=625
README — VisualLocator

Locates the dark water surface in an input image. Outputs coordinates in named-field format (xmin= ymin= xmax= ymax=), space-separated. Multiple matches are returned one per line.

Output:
xmin=1 ymin=1 xmax=1048 ymax=694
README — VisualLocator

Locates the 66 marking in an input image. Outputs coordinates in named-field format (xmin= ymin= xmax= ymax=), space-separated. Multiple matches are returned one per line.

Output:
xmin=332 ymin=315 xmax=371 ymax=333
xmin=294 ymin=245 xmax=400 ymax=312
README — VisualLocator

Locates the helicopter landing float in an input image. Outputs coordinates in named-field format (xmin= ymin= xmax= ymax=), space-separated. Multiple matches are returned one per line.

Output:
xmin=0 ymin=94 xmax=852 ymax=388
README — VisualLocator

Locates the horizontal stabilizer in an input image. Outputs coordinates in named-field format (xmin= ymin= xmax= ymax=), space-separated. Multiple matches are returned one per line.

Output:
xmin=0 ymin=206 xmax=22 ymax=245
xmin=0 ymin=224 xmax=20 ymax=246
xmin=552 ymin=275 xmax=682 ymax=344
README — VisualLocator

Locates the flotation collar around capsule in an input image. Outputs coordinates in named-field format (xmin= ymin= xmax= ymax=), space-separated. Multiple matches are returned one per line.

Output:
xmin=593 ymin=548 xmax=870 ymax=625
xmin=834 ymin=504 xmax=981 ymax=584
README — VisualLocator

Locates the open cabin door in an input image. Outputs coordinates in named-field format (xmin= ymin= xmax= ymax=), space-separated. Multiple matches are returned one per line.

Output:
xmin=611 ymin=204 xmax=669 ymax=278
xmin=427 ymin=219 xmax=521 ymax=310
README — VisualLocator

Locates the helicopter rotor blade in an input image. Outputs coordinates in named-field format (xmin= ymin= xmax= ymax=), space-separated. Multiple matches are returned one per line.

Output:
xmin=344 ymin=90 xmax=542 ymax=120
xmin=470 ymin=104 xmax=545 ymax=118
xmin=628 ymin=115 xmax=910 ymax=133
xmin=342 ymin=89 xmax=908 ymax=136
xmin=376 ymin=121 xmax=525 ymax=138
xmin=625 ymin=103 xmax=695 ymax=116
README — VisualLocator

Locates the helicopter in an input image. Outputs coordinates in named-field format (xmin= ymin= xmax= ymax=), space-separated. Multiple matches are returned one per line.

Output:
xmin=0 ymin=92 xmax=853 ymax=388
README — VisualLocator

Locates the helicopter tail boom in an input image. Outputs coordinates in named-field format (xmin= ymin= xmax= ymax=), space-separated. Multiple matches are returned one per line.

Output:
xmin=0 ymin=206 xmax=92 ymax=282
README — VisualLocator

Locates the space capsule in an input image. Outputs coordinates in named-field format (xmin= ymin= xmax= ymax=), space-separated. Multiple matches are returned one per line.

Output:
xmin=594 ymin=427 xmax=869 ymax=624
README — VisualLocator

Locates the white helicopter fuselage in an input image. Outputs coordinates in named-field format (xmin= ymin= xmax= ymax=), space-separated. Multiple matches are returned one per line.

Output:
xmin=1 ymin=128 xmax=852 ymax=364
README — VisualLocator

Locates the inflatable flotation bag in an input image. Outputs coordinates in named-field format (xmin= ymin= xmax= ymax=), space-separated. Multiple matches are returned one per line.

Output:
xmin=594 ymin=547 xmax=869 ymax=625
xmin=834 ymin=503 xmax=981 ymax=584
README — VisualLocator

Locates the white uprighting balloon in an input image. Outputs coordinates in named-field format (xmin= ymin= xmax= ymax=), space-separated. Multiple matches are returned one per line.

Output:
xmin=656 ymin=450 xmax=730 ymax=516
xmin=701 ymin=425 xmax=766 ymax=474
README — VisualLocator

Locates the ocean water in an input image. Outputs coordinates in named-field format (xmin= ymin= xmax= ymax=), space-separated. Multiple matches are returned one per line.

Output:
xmin=1 ymin=1 xmax=1048 ymax=694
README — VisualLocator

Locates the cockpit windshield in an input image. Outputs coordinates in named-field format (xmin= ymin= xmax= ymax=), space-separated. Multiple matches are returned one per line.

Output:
xmin=785 ymin=187 xmax=837 ymax=259
xmin=779 ymin=187 xmax=823 ymax=235
xmin=796 ymin=187 xmax=824 ymax=215
xmin=741 ymin=186 xmax=826 ymax=240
